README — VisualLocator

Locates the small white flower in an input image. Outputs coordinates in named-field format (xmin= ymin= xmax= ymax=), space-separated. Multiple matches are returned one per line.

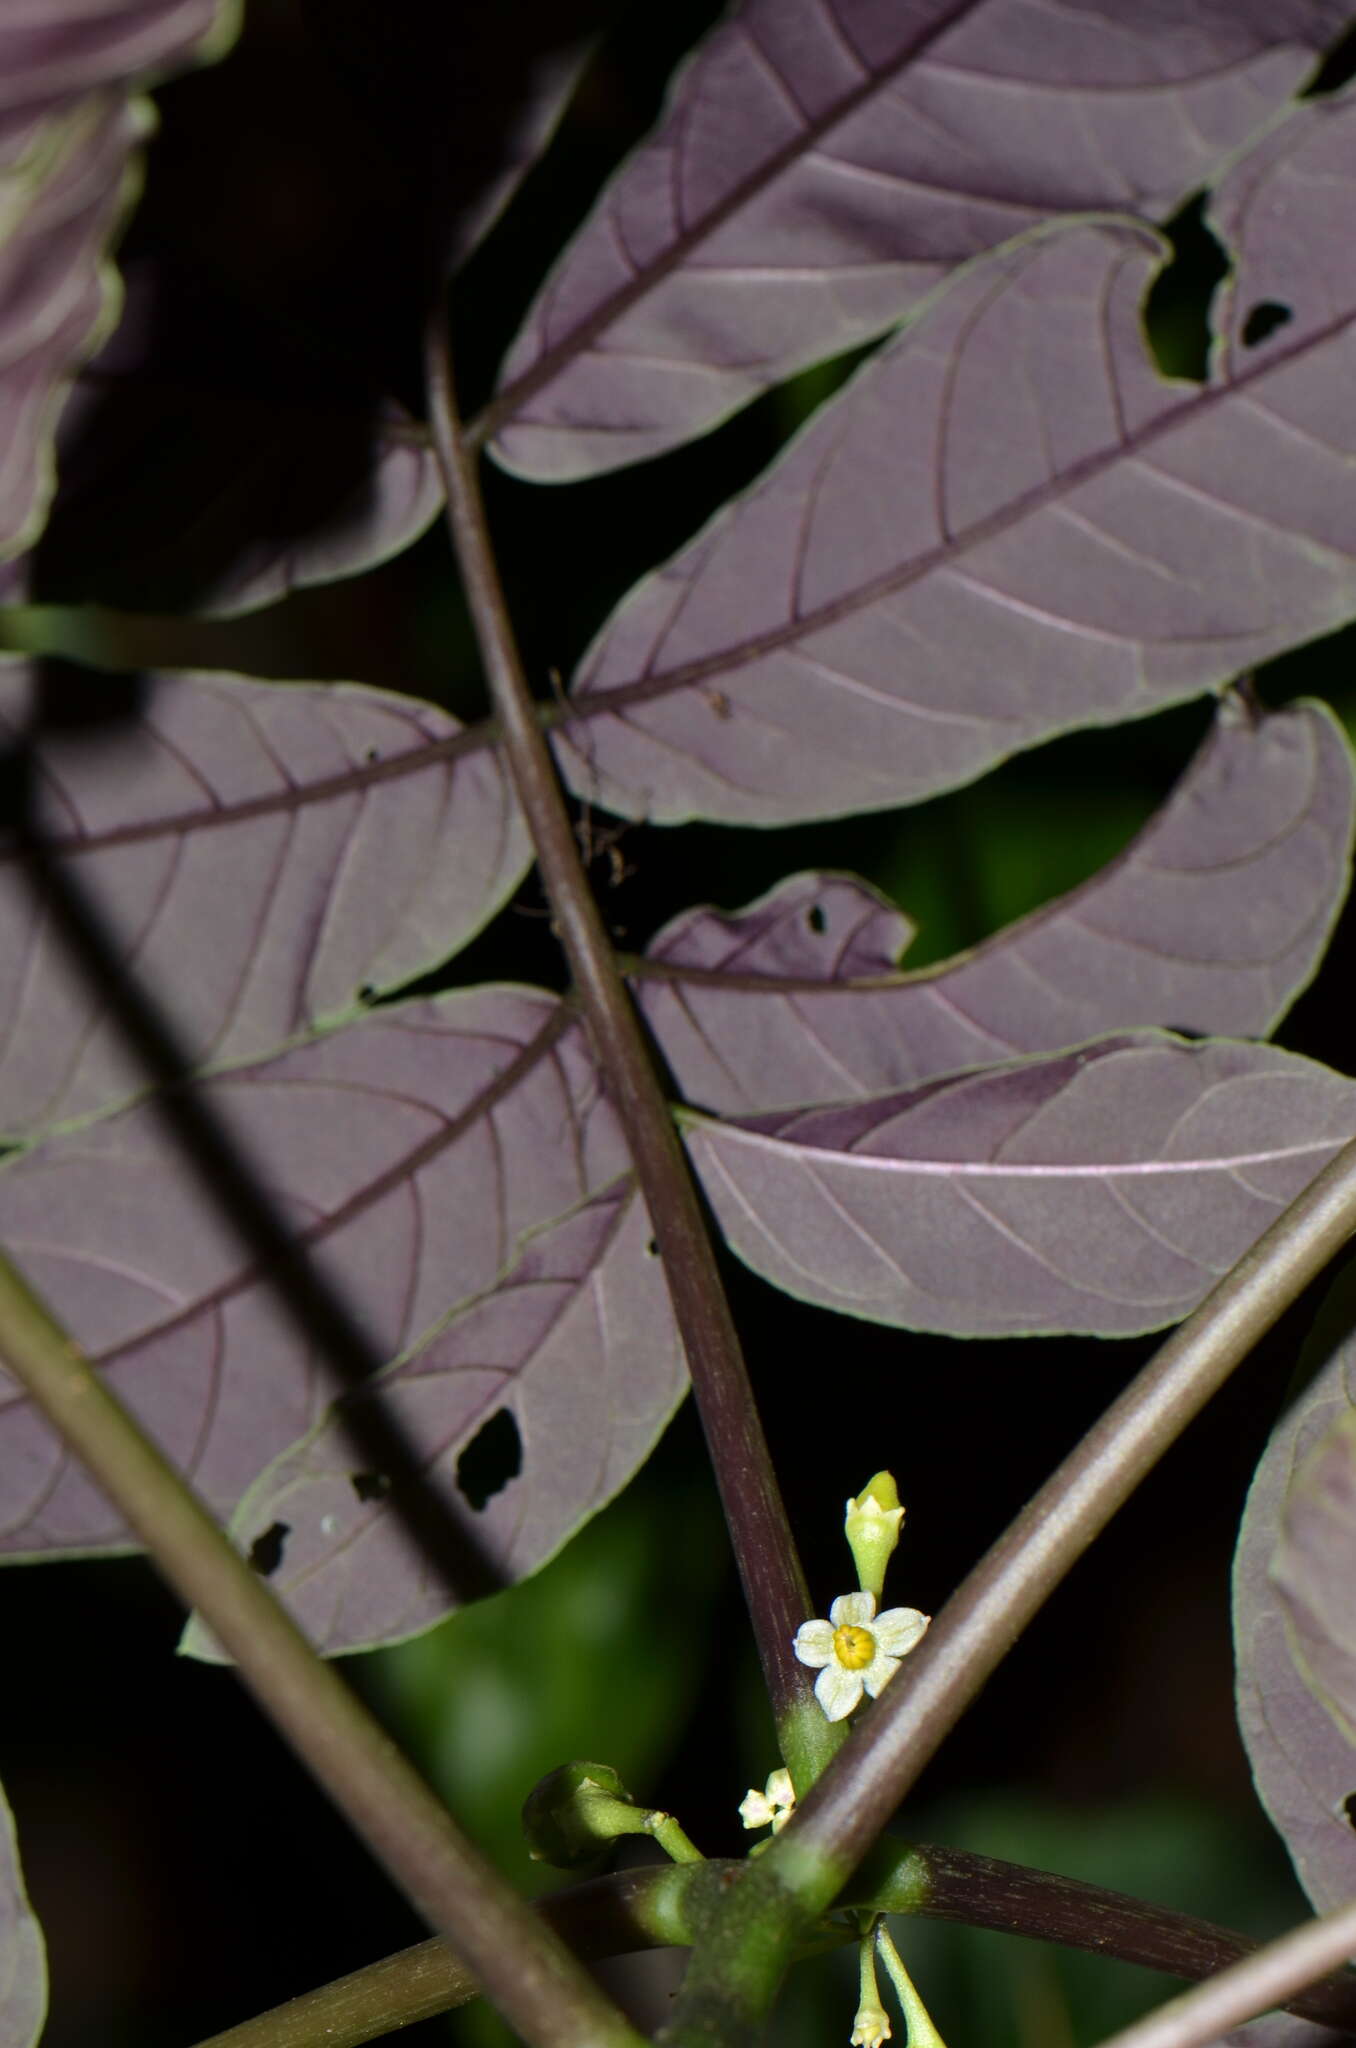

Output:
xmin=738 ymin=1766 xmax=796 ymax=1833
xmin=793 ymin=1590 xmax=929 ymax=1722
xmin=850 ymin=2001 xmax=892 ymax=2048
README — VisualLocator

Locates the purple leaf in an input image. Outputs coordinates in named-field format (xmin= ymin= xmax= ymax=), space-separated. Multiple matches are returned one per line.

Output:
xmin=0 ymin=271 xmax=447 ymax=615
xmin=184 ymin=1180 xmax=683 ymax=1659
xmin=1234 ymin=1265 xmax=1356 ymax=1914
xmin=0 ymin=661 xmax=529 ymax=1138
xmin=637 ymin=697 xmax=1355 ymax=1112
xmin=0 ymin=993 xmax=634 ymax=1557
xmin=1 ymin=2 xmax=600 ymax=614
xmin=490 ymin=0 xmax=1347 ymax=479
xmin=447 ymin=37 xmax=593 ymax=267
xmin=0 ymin=1780 xmax=44 ymax=2048
xmin=0 ymin=0 xmax=236 ymax=560
xmin=1273 ymin=1409 xmax=1356 ymax=1749
xmin=556 ymin=97 xmax=1356 ymax=824
xmin=682 ymin=1033 xmax=1356 ymax=1336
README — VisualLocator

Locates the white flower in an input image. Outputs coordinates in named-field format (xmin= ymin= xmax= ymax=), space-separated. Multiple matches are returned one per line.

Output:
xmin=738 ymin=1766 xmax=796 ymax=1833
xmin=850 ymin=2001 xmax=892 ymax=2048
xmin=793 ymin=1590 xmax=929 ymax=1722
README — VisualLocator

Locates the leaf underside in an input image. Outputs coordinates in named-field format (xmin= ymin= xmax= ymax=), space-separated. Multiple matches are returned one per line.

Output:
xmin=0 ymin=0 xmax=237 ymax=563
xmin=683 ymin=1033 xmax=1356 ymax=1336
xmin=186 ymin=1178 xmax=683 ymax=1660
xmin=0 ymin=1780 xmax=44 ymax=2048
xmin=636 ymin=696 xmax=1355 ymax=1113
xmin=1233 ymin=1263 xmax=1356 ymax=1915
xmin=0 ymin=660 xmax=530 ymax=1139
xmin=553 ymin=92 xmax=1356 ymax=826
xmin=0 ymin=993 xmax=644 ymax=1559
xmin=491 ymin=0 xmax=1349 ymax=478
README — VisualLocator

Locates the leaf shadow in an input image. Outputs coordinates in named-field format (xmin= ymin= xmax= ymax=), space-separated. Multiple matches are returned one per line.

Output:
xmin=0 ymin=657 xmax=507 ymax=1613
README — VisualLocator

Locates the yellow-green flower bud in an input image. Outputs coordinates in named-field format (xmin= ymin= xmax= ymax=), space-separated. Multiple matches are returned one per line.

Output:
xmin=521 ymin=1761 xmax=643 ymax=1867
xmin=845 ymin=1471 xmax=904 ymax=1599
xmin=522 ymin=1761 xmax=703 ymax=1867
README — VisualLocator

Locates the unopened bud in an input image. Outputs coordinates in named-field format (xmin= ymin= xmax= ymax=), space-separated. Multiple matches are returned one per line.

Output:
xmin=845 ymin=1472 xmax=904 ymax=1599
xmin=521 ymin=1761 xmax=645 ymax=1867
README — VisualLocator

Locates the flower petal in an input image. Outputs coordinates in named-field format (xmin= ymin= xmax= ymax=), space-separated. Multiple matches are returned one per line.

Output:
xmin=815 ymin=1662 xmax=864 ymax=1721
xmin=862 ymin=1651 xmax=902 ymax=1699
xmin=829 ymin=1590 xmax=877 ymax=1627
xmin=765 ymin=1768 xmax=795 ymax=1808
xmin=794 ymin=1619 xmax=836 ymax=1668
xmin=873 ymin=1608 xmax=930 ymax=1657
xmin=739 ymin=1790 xmax=775 ymax=1829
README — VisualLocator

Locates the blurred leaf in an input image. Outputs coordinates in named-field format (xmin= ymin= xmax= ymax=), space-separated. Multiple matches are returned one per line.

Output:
xmin=0 ymin=1779 xmax=44 ymax=2048
xmin=1273 ymin=1405 xmax=1356 ymax=1747
xmin=1234 ymin=1260 xmax=1356 ymax=1913
xmin=0 ymin=258 xmax=447 ymax=618
xmin=0 ymin=1 xmax=604 ymax=615
xmin=0 ymin=0 xmax=238 ymax=561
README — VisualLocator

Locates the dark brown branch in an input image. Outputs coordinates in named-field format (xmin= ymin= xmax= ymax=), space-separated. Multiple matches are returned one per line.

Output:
xmin=191 ymin=1844 xmax=1356 ymax=2048
xmin=422 ymin=306 xmax=837 ymax=1777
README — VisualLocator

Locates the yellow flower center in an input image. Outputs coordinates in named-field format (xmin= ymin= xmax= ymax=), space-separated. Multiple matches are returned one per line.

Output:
xmin=833 ymin=1623 xmax=876 ymax=1671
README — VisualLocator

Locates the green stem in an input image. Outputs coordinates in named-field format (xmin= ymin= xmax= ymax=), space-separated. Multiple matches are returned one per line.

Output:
xmin=185 ymin=1842 xmax=1356 ymax=2048
xmin=875 ymin=1927 xmax=947 ymax=2048
xmin=422 ymin=306 xmax=834 ymax=1782
xmin=192 ymin=1865 xmax=708 ymax=2048
xmin=0 ymin=1253 xmax=642 ymax=2048
xmin=650 ymin=1813 xmax=707 ymax=1865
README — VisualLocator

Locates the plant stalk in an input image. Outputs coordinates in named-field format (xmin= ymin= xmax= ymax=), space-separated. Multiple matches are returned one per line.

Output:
xmin=423 ymin=306 xmax=836 ymax=1780
xmin=193 ymin=1841 xmax=1356 ymax=2048
xmin=1090 ymin=1894 xmax=1356 ymax=2048
xmin=0 ymin=1252 xmax=642 ymax=2048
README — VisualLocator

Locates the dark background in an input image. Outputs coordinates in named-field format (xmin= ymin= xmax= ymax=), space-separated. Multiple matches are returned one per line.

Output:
xmin=4 ymin=3 xmax=1356 ymax=2043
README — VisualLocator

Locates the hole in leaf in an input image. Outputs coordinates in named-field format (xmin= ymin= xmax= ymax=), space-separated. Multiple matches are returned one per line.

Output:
xmin=1304 ymin=21 xmax=1356 ymax=96
xmin=807 ymin=904 xmax=827 ymax=935
xmin=457 ymin=1407 xmax=522 ymax=1511
xmin=1142 ymin=194 xmax=1228 ymax=383
xmin=357 ymin=983 xmax=377 ymax=1004
xmin=350 ymin=1470 xmax=391 ymax=1503
xmin=1241 ymin=301 xmax=1292 ymax=348
xmin=248 ymin=1522 xmax=290 ymax=1576
xmin=1343 ymin=1792 xmax=1356 ymax=1831
xmin=646 ymin=1238 xmax=659 ymax=1257
xmin=365 ymin=746 xmax=381 ymax=764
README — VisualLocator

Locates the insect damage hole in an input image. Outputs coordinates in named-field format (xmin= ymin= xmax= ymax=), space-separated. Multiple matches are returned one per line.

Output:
xmin=1241 ymin=301 xmax=1292 ymax=348
xmin=1342 ymin=1791 xmax=1356 ymax=1831
xmin=248 ymin=1521 xmax=290 ymax=1576
xmin=807 ymin=903 xmax=827 ymax=935
xmin=457 ymin=1407 xmax=522 ymax=1511
xmin=350 ymin=1471 xmax=391 ymax=1503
